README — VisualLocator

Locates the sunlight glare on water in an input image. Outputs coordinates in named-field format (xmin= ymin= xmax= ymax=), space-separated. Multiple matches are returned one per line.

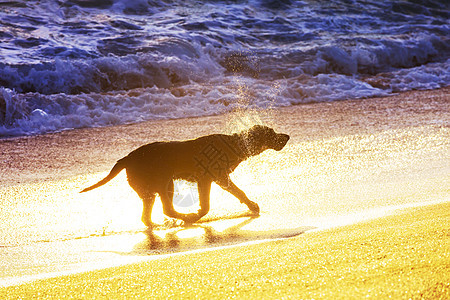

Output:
xmin=175 ymin=227 xmax=205 ymax=239
xmin=77 ymin=171 xmax=144 ymax=232
xmin=0 ymin=123 xmax=447 ymax=285
xmin=0 ymin=171 xmax=152 ymax=247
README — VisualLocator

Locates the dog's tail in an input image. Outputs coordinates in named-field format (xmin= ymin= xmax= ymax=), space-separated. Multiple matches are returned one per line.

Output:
xmin=80 ymin=157 xmax=127 ymax=193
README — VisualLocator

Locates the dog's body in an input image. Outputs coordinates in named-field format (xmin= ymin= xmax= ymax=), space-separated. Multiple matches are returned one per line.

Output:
xmin=81 ymin=125 xmax=289 ymax=226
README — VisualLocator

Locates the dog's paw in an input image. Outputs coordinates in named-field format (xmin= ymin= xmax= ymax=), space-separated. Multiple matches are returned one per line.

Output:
xmin=144 ymin=226 xmax=154 ymax=233
xmin=247 ymin=201 xmax=260 ymax=215
xmin=163 ymin=218 xmax=183 ymax=228
xmin=182 ymin=213 xmax=200 ymax=224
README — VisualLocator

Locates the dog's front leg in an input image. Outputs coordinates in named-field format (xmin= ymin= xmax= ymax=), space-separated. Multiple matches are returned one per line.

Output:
xmin=216 ymin=177 xmax=260 ymax=215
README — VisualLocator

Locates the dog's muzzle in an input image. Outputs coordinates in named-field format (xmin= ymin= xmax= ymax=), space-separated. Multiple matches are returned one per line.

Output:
xmin=274 ymin=134 xmax=290 ymax=151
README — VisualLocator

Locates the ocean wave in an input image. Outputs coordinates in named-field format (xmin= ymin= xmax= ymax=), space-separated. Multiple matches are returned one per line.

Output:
xmin=0 ymin=0 xmax=449 ymax=136
xmin=0 ymin=40 xmax=222 ymax=94
xmin=1 ymin=32 xmax=446 ymax=95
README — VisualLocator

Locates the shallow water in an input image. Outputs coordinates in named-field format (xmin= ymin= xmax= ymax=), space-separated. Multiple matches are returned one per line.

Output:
xmin=0 ymin=124 xmax=448 ymax=286
xmin=0 ymin=0 xmax=449 ymax=136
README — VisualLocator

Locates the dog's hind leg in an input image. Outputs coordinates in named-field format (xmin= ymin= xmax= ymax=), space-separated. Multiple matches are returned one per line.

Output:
xmin=176 ymin=180 xmax=212 ymax=223
xmin=126 ymin=170 xmax=157 ymax=227
xmin=131 ymin=186 xmax=156 ymax=227
xmin=216 ymin=177 xmax=260 ymax=215
xmin=196 ymin=180 xmax=212 ymax=219
xmin=160 ymin=179 xmax=194 ymax=222
xmin=160 ymin=179 xmax=209 ymax=224
xmin=141 ymin=192 xmax=156 ymax=228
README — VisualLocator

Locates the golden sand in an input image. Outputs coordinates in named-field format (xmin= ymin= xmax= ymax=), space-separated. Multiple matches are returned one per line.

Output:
xmin=1 ymin=87 xmax=448 ymax=187
xmin=0 ymin=87 xmax=449 ymax=298
xmin=1 ymin=202 xmax=449 ymax=299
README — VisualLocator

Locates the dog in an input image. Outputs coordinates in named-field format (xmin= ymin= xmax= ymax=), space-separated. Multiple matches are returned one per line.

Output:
xmin=81 ymin=125 xmax=290 ymax=226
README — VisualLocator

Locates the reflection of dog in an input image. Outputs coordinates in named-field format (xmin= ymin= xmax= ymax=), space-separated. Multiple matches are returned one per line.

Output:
xmin=81 ymin=125 xmax=290 ymax=226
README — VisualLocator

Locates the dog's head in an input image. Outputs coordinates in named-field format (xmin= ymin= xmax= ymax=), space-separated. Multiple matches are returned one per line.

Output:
xmin=240 ymin=125 xmax=290 ymax=156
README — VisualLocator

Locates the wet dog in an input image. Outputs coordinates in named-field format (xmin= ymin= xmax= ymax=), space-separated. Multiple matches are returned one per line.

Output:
xmin=81 ymin=125 xmax=290 ymax=226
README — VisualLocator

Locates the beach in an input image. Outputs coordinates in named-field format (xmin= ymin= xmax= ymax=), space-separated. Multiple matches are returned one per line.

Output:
xmin=0 ymin=87 xmax=449 ymax=298
xmin=2 ymin=202 xmax=449 ymax=299
xmin=1 ymin=1 xmax=449 ymax=298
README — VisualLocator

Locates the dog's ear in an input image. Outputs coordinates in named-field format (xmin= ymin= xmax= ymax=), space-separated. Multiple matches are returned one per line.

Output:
xmin=246 ymin=125 xmax=275 ymax=141
xmin=239 ymin=125 xmax=274 ymax=156
xmin=245 ymin=125 xmax=271 ymax=137
xmin=240 ymin=125 xmax=289 ymax=153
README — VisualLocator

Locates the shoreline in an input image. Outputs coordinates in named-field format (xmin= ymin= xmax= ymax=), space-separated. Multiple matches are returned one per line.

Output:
xmin=0 ymin=196 xmax=447 ymax=289
xmin=0 ymin=87 xmax=449 ymax=297
xmin=1 ymin=87 xmax=448 ymax=187
xmin=2 ymin=200 xmax=448 ymax=298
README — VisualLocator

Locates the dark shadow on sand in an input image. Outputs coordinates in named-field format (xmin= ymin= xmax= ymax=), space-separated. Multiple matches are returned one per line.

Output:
xmin=128 ymin=213 xmax=316 ymax=255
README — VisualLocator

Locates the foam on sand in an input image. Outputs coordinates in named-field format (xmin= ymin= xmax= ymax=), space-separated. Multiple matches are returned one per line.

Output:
xmin=0 ymin=88 xmax=448 ymax=291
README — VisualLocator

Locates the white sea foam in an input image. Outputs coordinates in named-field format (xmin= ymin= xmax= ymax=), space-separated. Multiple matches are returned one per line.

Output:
xmin=0 ymin=0 xmax=448 ymax=136
xmin=1 ymin=56 xmax=448 ymax=137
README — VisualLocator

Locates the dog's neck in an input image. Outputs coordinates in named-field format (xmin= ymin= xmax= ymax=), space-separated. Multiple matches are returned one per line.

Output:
xmin=233 ymin=133 xmax=264 ymax=158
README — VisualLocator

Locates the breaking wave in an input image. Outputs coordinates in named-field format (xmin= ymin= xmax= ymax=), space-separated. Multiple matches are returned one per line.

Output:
xmin=0 ymin=0 xmax=448 ymax=136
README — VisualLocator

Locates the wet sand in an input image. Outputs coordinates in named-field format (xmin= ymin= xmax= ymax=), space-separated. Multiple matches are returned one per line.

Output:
xmin=2 ymin=87 xmax=448 ymax=187
xmin=2 ymin=201 xmax=449 ymax=299
xmin=0 ymin=87 xmax=449 ymax=297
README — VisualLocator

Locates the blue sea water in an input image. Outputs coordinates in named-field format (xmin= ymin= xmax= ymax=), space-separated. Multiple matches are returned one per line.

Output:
xmin=0 ymin=0 xmax=449 ymax=136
